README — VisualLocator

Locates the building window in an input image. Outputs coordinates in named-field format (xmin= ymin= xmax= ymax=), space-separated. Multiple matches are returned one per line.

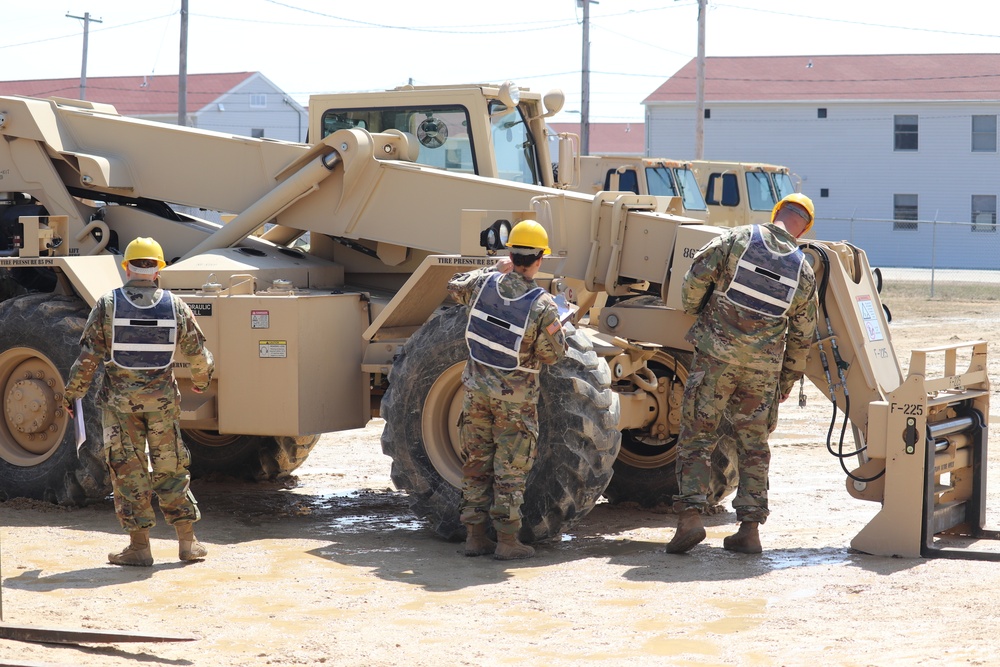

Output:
xmin=972 ymin=195 xmax=997 ymax=232
xmin=251 ymin=128 xmax=265 ymax=138
xmin=894 ymin=115 xmax=918 ymax=151
xmin=817 ymin=108 xmax=827 ymax=119
xmin=893 ymin=194 xmax=918 ymax=230
xmin=704 ymin=109 xmax=711 ymax=119
xmin=250 ymin=94 xmax=267 ymax=108
xmin=972 ymin=115 xmax=997 ymax=152
xmin=820 ymin=188 xmax=829 ymax=198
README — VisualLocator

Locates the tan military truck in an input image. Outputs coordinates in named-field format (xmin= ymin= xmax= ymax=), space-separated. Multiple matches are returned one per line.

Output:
xmin=570 ymin=155 xmax=708 ymax=221
xmin=0 ymin=86 xmax=991 ymax=558
xmin=691 ymin=160 xmax=798 ymax=228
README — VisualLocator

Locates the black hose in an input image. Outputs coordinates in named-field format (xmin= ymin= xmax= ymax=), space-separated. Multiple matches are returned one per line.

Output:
xmin=802 ymin=243 xmax=884 ymax=483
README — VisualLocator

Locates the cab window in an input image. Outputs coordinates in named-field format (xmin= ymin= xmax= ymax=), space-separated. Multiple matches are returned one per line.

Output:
xmin=706 ymin=173 xmax=739 ymax=206
xmin=675 ymin=168 xmax=707 ymax=211
xmin=645 ymin=167 xmax=678 ymax=197
xmin=745 ymin=171 xmax=775 ymax=211
xmin=488 ymin=100 xmax=541 ymax=185
xmin=320 ymin=105 xmax=476 ymax=174
xmin=604 ymin=168 xmax=640 ymax=194
xmin=772 ymin=173 xmax=796 ymax=200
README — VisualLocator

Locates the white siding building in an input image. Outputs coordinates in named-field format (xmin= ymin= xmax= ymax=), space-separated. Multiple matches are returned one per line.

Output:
xmin=644 ymin=54 xmax=1000 ymax=269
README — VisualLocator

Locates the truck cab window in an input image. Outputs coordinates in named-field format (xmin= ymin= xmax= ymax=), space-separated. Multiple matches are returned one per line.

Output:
xmin=644 ymin=167 xmax=678 ymax=197
xmin=320 ymin=105 xmax=476 ymax=174
xmin=745 ymin=171 xmax=775 ymax=211
xmin=772 ymin=172 xmax=795 ymax=201
xmin=488 ymin=100 xmax=540 ymax=185
xmin=605 ymin=169 xmax=640 ymax=194
xmin=706 ymin=173 xmax=739 ymax=207
xmin=674 ymin=168 xmax=708 ymax=211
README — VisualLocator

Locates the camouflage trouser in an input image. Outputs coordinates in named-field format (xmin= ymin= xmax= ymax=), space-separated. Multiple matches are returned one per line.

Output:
xmin=458 ymin=389 xmax=538 ymax=536
xmin=103 ymin=405 xmax=201 ymax=532
xmin=673 ymin=352 xmax=780 ymax=523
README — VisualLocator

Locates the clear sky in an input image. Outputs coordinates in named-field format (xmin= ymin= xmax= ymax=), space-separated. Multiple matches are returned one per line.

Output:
xmin=5 ymin=1 xmax=1000 ymax=123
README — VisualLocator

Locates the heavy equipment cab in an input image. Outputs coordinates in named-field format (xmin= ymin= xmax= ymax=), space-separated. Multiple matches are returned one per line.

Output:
xmin=691 ymin=161 xmax=798 ymax=228
xmin=311 ymin=81 xmax=574 ymax=189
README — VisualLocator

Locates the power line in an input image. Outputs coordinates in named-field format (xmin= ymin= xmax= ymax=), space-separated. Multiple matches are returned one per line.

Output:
xmin=590 ymin=23 xmax=691 ymax=58
xmin=715 ymin=2 xmax=1000 ymax=40
xmin=0 ymin=13 xmax=175 ymax=51
xmin=260 ymin=0 xmax=577 ymax=33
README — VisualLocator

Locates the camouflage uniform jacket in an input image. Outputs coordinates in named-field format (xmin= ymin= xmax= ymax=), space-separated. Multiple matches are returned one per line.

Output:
xmin=682 ymin=223 xmax=817 ymax=396
xmin=447 ymin=266 xmax=566 ymax=404
xmin=64 ymin=279 xmax=215 ymax=413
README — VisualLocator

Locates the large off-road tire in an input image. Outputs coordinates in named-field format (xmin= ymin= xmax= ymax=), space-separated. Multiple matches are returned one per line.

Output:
xmin=602 ymin=296 xmax=738 ymax=508
xmin=380 ymin=306 xmax=621 ymax=543
xmin=184 ymin=431 xmax=321 ymax=480
xmin=0 ymin=294 xmax=108 ymax=504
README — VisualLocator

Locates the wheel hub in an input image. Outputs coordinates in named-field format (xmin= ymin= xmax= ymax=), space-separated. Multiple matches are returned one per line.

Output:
xmin=617 ymin=352 xmax=688 ymax=469
xmin=3 ymin=361 xmax=63 ymax=456
xmin=421 ymin=362 xmax=466 ymax=489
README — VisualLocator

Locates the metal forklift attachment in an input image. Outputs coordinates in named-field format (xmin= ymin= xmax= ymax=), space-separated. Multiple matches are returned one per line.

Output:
xmin=849 ymin=342 xmax=999 ymax=559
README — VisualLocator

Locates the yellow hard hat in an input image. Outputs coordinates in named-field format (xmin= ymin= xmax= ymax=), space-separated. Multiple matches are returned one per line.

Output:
xmin=506 ymin=220 xmax=551 ymax=255
xmin=771 ymin=193 xmax=815 ymax=233
xmin=121 ymin=236 xmax=166 ymax=271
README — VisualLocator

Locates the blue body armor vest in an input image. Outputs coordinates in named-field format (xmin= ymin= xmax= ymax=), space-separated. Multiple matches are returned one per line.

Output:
xmin=724 ymin=225 xmax=805 ymax=318
xmin=111 ymin=288 xmax=178 ymax=370
xmin=466 ymin=273 xmax=545 ymax=372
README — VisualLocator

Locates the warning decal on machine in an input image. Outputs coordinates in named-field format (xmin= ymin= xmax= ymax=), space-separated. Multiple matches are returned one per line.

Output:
xmin=259 ymin=340 xmax=287 ymax=358
xmin=856 ymin=295 xmax=884 ymax=342
xmin=251 ymin=310 xmax=269 ymax=329
xmin=189 ymin=303 xmax=213 ymax=317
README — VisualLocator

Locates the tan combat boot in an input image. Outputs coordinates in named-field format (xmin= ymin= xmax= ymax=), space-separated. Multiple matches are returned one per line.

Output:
xmin=665 ymin=508 xmax=706 ymax=554
xmin=175 ymin=521 xmax=208 ymax=562
xmin=723 ymin=521 xmax=762 ymax=554
xmin=494 ymin=531 xmax=535 ymax=560
xmin=108 ymin=529 xmax=153 ymax=567
xmin=464 ymin=522 xmax=497 ymax=557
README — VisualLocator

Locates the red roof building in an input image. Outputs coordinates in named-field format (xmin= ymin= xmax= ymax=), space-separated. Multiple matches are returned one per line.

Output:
xmin=0 ymin=72 xmax=306 ymax=142
xmin=549 ymin=122 xmax=645 ymax=156
xmin=644 ymin=54 xmax=1000 ymax=103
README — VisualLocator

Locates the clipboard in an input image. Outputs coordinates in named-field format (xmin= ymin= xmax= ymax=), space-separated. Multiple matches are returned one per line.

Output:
xmin=74 ymin=398 xmax=85 ymax=453
xmin=553 ymin=293 xmax=578 ymax=324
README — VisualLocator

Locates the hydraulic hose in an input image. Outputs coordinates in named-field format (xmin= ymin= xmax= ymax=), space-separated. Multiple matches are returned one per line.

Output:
xmin=803 ymin=243 xmax=884 ymax=483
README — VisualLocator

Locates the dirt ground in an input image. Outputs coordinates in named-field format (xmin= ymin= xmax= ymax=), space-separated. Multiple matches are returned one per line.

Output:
xmin=0 ymin=295 xmax=998 ymax=667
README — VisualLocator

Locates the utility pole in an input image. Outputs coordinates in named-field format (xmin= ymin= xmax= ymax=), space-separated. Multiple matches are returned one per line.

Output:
xmin=178 ymin=0 xmax=189 ymax=126
xmin=579 ymin=0 xmax=599 ymax=156
xmin=66 ymin=11 xmax=103 ymax=100
xmin=694 ymin=0 xmax=707 ymax=159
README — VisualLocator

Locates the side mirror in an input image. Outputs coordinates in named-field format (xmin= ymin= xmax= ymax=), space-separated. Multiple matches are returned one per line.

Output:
xmin=555 ymin=132 xmax=580 ymax=190
xmin=542 ymin=89 xmax=565 ymax=117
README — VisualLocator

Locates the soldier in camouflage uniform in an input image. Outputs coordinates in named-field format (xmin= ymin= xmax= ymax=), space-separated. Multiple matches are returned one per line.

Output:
xmin=447 ymin=220 xmax=567 ymax=560
xmin=666 ymin=194 xmax=818 ymax=555
xmin=64 ymin=237 xmax=214 ymax=567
